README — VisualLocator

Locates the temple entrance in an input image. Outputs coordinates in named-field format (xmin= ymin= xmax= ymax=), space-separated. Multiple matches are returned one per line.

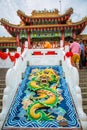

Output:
xmin=65 ymin=36 xmax=73 ymax=42
xmin=31 ymin=37 xmax=61 ymax=49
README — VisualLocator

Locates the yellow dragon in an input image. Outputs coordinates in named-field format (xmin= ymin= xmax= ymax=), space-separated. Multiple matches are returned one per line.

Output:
xmin=26 ymin=68 xmax=60 ymax=121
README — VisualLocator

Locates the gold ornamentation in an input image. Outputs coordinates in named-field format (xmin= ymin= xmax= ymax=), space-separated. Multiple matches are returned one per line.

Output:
xmin=31 ymin=9 xmax=60 ymax=17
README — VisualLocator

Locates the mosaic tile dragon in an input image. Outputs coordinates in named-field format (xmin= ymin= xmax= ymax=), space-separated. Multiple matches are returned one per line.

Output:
xmin=3 ymin=66 xmax=81 ymax=129
xmin=22 ymin=68 xmax=64 ymax=121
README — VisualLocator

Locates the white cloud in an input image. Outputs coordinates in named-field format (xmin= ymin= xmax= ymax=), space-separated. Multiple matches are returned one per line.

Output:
xmin=0 ymin=0 xmax=87 ymax=36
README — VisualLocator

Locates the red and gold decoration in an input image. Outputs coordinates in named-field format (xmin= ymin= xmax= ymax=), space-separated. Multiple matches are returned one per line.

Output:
xmin=0 ymin=51 xmax=20 ymax=62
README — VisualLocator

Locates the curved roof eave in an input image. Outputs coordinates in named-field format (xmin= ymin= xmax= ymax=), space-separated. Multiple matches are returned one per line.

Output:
xmin=0 ymin=17 xmax=87 ymax=37
xmin=17 ymin=8 xmax=73 ymax=22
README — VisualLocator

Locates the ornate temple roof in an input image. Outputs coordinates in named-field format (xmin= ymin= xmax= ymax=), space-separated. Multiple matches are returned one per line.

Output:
xmin=0 ymin=37 xmax=16 ymax=43
xmin=0 ymin=16 xmax=87 ymax=37
xmin=17 ymin=8 xmax=73 ymax=24
xmin=77 ymin=34 xmax=87 ymax=40
xmin=0 ymin=7 xmax=87 ymax=37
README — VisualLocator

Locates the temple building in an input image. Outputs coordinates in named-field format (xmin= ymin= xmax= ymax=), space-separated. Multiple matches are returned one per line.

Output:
xmin=0 ymin=8 xmax=87 ymax=51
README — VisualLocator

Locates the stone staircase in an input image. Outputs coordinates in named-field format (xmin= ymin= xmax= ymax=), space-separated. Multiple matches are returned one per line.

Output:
xmin=79 ymin=67 xmax=87 ymax=114
xmin=0 ymin=68 xmax=8 ymax=113
xmin=0 ymin=68 xmax=87 ymax=115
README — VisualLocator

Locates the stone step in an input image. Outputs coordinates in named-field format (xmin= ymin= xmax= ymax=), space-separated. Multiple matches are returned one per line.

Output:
xmin=79 ymin=80 xmax=87 ymax=83
xmin=0 ymin=99 xmax=2 ymax=106
xmin=0 ymin=80 xmax=5 ymax=84
xmin=79 ymin=70 xmax=87 ymax=73
xmin=79 ymin=76 xmax=87 ymax=79
xmin=0 ymin=88 xmax=4 ymax=93
xmin=82 ymin=92 xmax=87 ymax=98
xmin=80 ymin=83 xmax=87 ymax=86
xmin=0 ymin=106 xmax=2 ymax=113
xmin=0 ymin=68 xmax=8 ymax=114
xmin=0 ymin=77 xmax=5 ymax=81
xmin=0 ymin=84 xmax=6 ymax=88
xmin=83 ymin=105 xmax=87 ymax=114
xmin=0 ymin=68 xmax=8 ymax=71
xmin=82 ymin=98 xmax=87 ymax=105
xmin=79 ymin=77 xmax=87 ymax=80
xmin=79 ymin=83 xmax=87 ymax=88
xmin=81 ymin=87 xmax=87 ymax=92
xmin=0 ymin=93 xmax=3 ymax=99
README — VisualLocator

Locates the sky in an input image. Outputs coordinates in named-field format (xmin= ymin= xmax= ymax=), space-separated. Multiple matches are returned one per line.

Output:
xmin=0 ymin=0 xmax=87 ymax=37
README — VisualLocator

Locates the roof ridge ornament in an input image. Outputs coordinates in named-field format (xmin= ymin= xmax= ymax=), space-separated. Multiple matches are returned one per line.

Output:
xmin=31 ymin=9 xmax=60 ymax=17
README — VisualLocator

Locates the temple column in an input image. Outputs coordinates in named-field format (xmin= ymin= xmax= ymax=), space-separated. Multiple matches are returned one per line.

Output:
xmin=16 ymin=33 xmax=20 ymax=47
xmin=28 ymin=32 xmax=31 ymax=49
xmin=61 ymin=30 xmax=65 ymax=46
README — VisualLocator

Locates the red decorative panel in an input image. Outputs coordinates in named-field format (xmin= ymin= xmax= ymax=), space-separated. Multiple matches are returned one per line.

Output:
xmin=33 ymin=51 xmax=43 ymax=55
xmin=45 ymin=51 xmax=57 ymax=55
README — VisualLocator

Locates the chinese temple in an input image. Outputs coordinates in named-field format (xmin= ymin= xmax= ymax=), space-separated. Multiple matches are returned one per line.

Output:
xmin=0 ymin=7 xmax=87 ymax=51
xmin=0 ymin=7 xmax=87 ymax=130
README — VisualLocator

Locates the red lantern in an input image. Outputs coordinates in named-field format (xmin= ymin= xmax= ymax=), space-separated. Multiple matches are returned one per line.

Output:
xmin=66 ymin=52 xmax=73 ymax=57
xmin=15 ymin=53 xmax=20 ymax=58
xmin=8 ymin=52 xmax=10 ymax=57
xmin=10 ymin=55 xmax=15 ymax=62
xmin=0 ymin=52 xmax=8 ymax=60
xmin=0 ymin=51 xmax=2 ymax=58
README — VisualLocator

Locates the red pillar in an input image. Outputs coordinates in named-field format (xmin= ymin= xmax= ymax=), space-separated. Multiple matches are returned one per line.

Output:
xmin=28 ymin=32 xmax=31 ymax=49
xmin=61 ymin=30 xmax=65 ymax=47
xmin=16 ymin=33 xmax=20 ymax=47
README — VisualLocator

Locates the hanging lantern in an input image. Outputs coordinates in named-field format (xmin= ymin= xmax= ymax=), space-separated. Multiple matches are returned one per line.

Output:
xmin=0 ymin=52 xmax=8 ymax=60
xmin=10 ymin=55 xmax=15 ymax=62
xmin=15 ymin=53 xmax=20 ymax=59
